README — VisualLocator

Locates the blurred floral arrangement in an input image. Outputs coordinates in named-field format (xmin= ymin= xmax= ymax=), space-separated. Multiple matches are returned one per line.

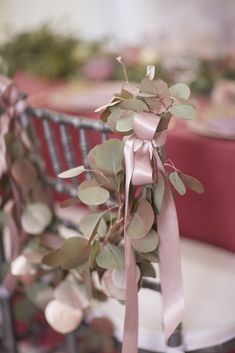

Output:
xmin=1 ymin=25 xmax=234 ymax=95
xmin=1 ymin=64 xmax=204 ymax=350
xmin=0 ymin=77 xmax=57 ymax=304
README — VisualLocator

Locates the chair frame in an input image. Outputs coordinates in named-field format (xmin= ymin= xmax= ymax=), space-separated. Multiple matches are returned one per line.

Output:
xmin=0 ymin=103 xmax=234 ymax=353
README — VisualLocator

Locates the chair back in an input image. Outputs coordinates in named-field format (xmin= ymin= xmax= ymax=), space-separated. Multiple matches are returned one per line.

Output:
xmin=21 ymin=106 xmax=110 ymax=197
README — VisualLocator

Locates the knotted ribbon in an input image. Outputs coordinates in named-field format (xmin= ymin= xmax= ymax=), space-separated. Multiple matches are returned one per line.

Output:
xmin=0 ymin=76 xmax=28 ymax=175
xmin=122 ymin=112 xmax=184 ymax=353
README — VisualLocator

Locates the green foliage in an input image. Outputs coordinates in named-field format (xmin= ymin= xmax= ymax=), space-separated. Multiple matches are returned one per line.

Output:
xmin=0 ymin=25 xmax=79 ymax=79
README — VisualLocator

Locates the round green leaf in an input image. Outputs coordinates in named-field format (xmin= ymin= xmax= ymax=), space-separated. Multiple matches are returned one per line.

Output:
xmin=132 ymin=229 xmax=159 ymax=253
xmin=169 ymin=83 xmax=190 ymax=100
xmin=180 ymin=173 xmax=204 ymax=194
xmin=116 ymin=113 xmax=135 ymax=132
xmin=169 ymin=171 xmax=186 ymax=195
xmin=138 ymin=262 xmax=156 ymax=278
xmin=119 ymin=98 xmax=148 ymax=112
xmin=60 ymin=237 xmax=91 ymax=270
xmin=42 ymin=249 xmax=61 ymax=267
xmin=21 ymin=203 xmax=52 ymax=235
xmin=77 ymin=180 xmax=109 ymax=206
xmin=94 ymin=139 xmax=124 ymax=175
xmin=96 ymin=244 xmax=125 ymax=270
xmin=58 ymin=165 xmax=85 ymax=178
xmin=79 ymin=212 xmax=103 ymax=238
xmin=153 ymin=172 xmax=165 ymax=214
xmin=79 ymin=212 xmax=107 ymax=241
xmin=126 ymin=200 xmax=154 ymax=239
xmin=170 ymin=104 xmax=196 ymax=120
xmin=54 ymin=275 xmax=90 ymax=311
xmin=43 ymin=236 xmax=90 ymax=270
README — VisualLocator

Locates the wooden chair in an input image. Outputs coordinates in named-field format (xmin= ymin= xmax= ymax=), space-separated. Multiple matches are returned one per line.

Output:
xmin=1 ymin=98 xmax=235 ymax=353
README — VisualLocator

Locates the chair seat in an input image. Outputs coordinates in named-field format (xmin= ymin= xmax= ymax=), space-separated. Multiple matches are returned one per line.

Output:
xmin=56 ymin=205 xmax=235 ymax=351
xmin=90 ymin=238 xmax=235 ymax=352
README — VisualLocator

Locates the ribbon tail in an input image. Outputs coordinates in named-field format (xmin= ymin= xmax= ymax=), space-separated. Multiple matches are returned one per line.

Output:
xmin=156 ymin=153 xmax=184 ymax=340
xmin=122 ymin=138 xmax=138 ymax=353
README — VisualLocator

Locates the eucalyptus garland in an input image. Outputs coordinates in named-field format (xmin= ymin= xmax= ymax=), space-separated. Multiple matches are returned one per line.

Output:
xmin=1 ymin=67 xmax=203 ymax=340
xmin=41 ymin=64 xmax=203 ymax=336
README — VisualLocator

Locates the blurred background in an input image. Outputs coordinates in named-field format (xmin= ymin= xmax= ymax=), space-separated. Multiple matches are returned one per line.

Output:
xmin=0 ymin=0 xmax=235 ymax=90
xmin=0 ymin=1 xmax=235 ymax=353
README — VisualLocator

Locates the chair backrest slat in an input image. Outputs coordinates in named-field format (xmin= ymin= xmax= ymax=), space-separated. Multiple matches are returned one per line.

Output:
xmin=59 ymin=123 xmax=77 ymax=188
xmin=24 ymin=107 xmax=110 ymax=196
xmin=42 ymin=118 xmax=61 ymax=176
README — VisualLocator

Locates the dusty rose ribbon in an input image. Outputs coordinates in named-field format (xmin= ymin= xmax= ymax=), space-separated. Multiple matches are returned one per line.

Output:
xmin=0 ymin=76 xmax=27 ymax=118
xmin=122 ymin=112 xmax=184 ymax=353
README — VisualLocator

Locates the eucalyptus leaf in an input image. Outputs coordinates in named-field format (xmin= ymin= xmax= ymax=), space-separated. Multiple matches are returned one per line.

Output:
xmin=127 ymin=200 xmax=154 ymax=239
xmin=59 ymin=237 xmax=91 ymax=270
xmin=107 ymin=109 xmax=123 ymax=131
xmin=139 ymin=250 xmax=159 ymax=263
xmin=180 ymin=173 xmax=204 ymax=193
xmin=87 ymin=146 xmax=121 ymax=191
xmin=42 ymin=249 xmax=62 ymax=267
xmin=43 ymin=236 xmax=90 ymax=270
xmin=116 ymin=113 xmax=135 ymax=132
xmin=58 ymin=165 xmax=86 ymax=178
xmin=77 ymin=179 xmax=109 ymax=206
xmin=45 ymin=299 xmax=83 ymax=334
xmin=138 ymin=262 xmax=156 ymax=278
xmin=139 ymin=78 xmax=172 ymax=114
xmin=131 ymin=229 xmax=159 ymax=253
xmin=96 ymin=244 xmax=125 ymax=270
xmin=95 ymin=139 xmax=124 ymax=175
xmin=54 ymin=275 xmax=90 ymax=311
xmin=169 ymin=104 xmax=196 ymax=120
xmin=119 ymin=98 xmax=148 ymax=112
xmin=169 ymin=171 xmax=186 ymax=195
xmin=153 ymin=172 xmax=165 ymax=213
xmin=169 ymin=83 xmax=190 ymax=100
xmin=79 ymin=212 xmax=103 ymax=238
xmin=21 ymin=203 xmax=52 ymax=235
xmin=11 ymin=160 xmax=37 ymax=196
xmin=59 ymin=197 xmax=80 ymax=208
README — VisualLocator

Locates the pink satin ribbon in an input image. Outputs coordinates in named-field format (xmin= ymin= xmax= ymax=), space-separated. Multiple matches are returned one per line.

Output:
xmin=122 ymin=112 xmax=184 ymax=353
xmin=0 ymin=76 xmax=27 ymax=118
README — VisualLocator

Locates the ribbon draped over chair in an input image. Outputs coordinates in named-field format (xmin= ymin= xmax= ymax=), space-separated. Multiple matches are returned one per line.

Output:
xmin=0 ymin=77 xmax=28 ymax=293
xmin=123 ymin=112 xmax=184 ymax=353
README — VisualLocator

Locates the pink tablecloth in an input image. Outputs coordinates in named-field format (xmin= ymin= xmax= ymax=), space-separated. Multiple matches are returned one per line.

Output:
xmin=167 ymin=125 xmax=235 ymax=252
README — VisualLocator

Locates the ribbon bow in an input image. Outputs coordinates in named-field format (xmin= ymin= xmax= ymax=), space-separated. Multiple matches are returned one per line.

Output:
xmin=0 ymin=76 xmax=27 ymax=118
xmin=0 ymin=77 xmax=27 ymax=176
xmin=122 ymin=112 xmax=184 ymax=353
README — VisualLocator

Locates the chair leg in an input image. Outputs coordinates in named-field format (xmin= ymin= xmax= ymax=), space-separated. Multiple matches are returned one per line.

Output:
xmin=66 ymin=331 xmax=77 ymax=353
xmin=166 ymin=324 xmax=184 ymax=353
xmin=0 ymin=233 xmax=18 ymax=353
xmin=0 ymin=292 xmax=18 ymax=353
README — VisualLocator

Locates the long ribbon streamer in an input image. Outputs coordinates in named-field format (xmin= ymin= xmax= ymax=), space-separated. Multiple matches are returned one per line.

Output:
xmin=122 ymin=112 xmax=184 ymax=353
